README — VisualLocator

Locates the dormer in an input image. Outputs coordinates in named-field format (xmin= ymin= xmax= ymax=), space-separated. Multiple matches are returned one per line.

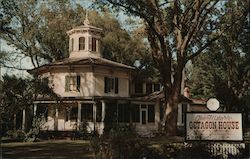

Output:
xmin=66 ymin=12 xmax=103 ymax=58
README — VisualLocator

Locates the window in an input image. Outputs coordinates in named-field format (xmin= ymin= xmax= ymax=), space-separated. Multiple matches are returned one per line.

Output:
xmin=104 ymin=77 xmax=118 ymax=94
xmin=92 ymin=38 xmax=97 ymax=52
xmin=79 ymin=37 xmax=85 ymax=50
xmin=131 ymin=104 xmax=140 ymax=122
xmin=89 ymin=37 xmax=97 ymax=52
xmin=131 ymin=103 xmax=155 ymax=124
xmin=146 ymin=83 xmax=152 ymax=94
xmin=81 ymin=103 xmax=93 ymax=122
xmin=65 ymin=75 xmax=81 ymax=92
xmin=70 ymin=38 xmax=74 ymax=51
xmin=37 ymin=104 xmax=48 ymax=122
xmin=134 ymin=81 xmax=143 ymax=94
xmin=41 ymin=77 xmax=54 ymax=87
xmin=148 ymin=105 xmax=155 ymax=122
xmin=154 ymin=83 xmax=161 ymax=92
xmin=66 ymin=107 xmax=77 ymax=122
xmin=118 ymin=104 xmax=130 ymax=123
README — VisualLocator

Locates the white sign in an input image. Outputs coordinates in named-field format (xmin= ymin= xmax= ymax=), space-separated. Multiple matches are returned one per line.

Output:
xmin=186 ymin=113 xmax=243 ymax=141
xmin=207 ymin=98 xmax=220 ymax=111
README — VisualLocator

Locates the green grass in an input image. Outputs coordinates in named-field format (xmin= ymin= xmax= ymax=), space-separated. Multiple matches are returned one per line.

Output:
xmin=2 ymin=140 xmax=94 ymax=159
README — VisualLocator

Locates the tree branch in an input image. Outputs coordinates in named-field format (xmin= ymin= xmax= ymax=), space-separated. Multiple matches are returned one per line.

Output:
xmin=0 ymin=63 xmax=29 ymax=71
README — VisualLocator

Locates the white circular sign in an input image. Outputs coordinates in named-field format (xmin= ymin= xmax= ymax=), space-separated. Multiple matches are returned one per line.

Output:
xmin=206 ymin=98 xmax=220 ymax=111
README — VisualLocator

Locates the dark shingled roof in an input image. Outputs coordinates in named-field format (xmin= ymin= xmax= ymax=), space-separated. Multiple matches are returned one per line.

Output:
xmin=28 ymin=56 xmax=135 ymax=74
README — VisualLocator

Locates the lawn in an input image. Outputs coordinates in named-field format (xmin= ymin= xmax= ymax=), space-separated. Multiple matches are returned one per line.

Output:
xmin=2 ymin=140 xmax=94 ymax=159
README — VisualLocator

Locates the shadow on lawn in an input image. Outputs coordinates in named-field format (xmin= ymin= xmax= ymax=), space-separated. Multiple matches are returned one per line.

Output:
xmin=2 ymin=140 xmax=94 ymax=159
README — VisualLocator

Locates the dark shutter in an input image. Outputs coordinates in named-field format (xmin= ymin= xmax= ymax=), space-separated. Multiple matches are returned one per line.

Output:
xmin=77 ymin=75 xmax=81 ymax=91
xmin=115 ymin=77 xmax=118 ymax=94
xmin=104 ymin=77 xmax=108 ymax=93
xmin=148 ymin=105 xmax=155 ymax=122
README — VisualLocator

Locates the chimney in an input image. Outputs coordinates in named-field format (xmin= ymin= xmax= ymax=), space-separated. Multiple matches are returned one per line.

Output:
xmin=183 ymin=87 xmax=190 ymax=98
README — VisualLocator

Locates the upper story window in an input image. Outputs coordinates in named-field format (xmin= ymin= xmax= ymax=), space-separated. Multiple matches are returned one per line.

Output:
xmin=134 ymin=81 xmax=143 ymax=94
xmin=146 ymin=82 xmax=161 ymax=94
xmin=89 ymin=37 xmax=97 ymax=52
xmin=153 ymin=83 xmax=161 ymax=92
xmin=65 ymin=75 xmax=81 ymax=92
xmin=104 ymin=77 xmax=118 ymax=94
xmin=79 ymin=37 xmax=85 ymax=50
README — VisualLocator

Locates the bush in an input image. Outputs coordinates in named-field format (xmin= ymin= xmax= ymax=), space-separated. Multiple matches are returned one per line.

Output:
xmin=25 ymin=116 xmax=46 ymax=142
xmin=6 ymin=129 xmax=26 ymax=142
xmin=91 ymin=124 xmax=152 ymax=159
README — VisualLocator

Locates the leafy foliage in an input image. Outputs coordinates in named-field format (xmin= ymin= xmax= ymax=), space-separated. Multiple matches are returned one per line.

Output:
xmin=96 ymin=0 xmax=249 ymax=135
xmin=190 ymin=0 xmax=249 ymax=112
xmin=0 ymin=75 xmax=57 ymax=134
xmin=0 ymin=0 xmax=149 ymax=69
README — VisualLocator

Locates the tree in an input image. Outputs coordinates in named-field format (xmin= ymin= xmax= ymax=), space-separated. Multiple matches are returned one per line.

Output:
xmin=0 ymin=0 xmax=16 ymax=34
xmin=191 ymin=0 xmax=250 ymax=108
xmin=98 ymin=0 xmax=249 ymax=135
xmin=0 ymin=0 xmax=148 ymax=69
xmin=0 ymin=75 xmax=57 ymax=133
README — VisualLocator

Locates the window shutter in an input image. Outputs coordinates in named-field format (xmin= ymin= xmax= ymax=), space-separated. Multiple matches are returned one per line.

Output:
xmin=148 ymin=105 xmax=155 ymax=122
xmin=65 ymin=76 xmax=70 ymax=92
xmin=104 ymin=77 xmax=108 ymax=93
xmin=77 ymin=75 xmax=81 ymax=91
xmin=92 ymin=38 xmax=96 ymax=51
xmin=71 ymin=38 xmax=74 ymax=51
xmin=115 ymin=77 xmax=118 ymax=94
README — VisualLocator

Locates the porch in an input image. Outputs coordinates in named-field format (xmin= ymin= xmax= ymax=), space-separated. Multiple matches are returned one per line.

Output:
xmin=31 ymin=99 xmax=162 ymax=136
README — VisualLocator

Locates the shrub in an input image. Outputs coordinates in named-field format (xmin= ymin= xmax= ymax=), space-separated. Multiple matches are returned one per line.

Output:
xmin=6 ymin=129 xmax=26 ymax=141
xmin=91 ymin=124 xmax=151 ymax=159
xmin=25 ymin=115 xmax=46 ymax=142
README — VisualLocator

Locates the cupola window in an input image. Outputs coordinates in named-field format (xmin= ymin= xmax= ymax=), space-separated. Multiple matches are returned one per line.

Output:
xmin=89 ymin=37 xmax=97 ymax=52
xmin=92 ymin=37 xmax=97 ymax=52
xmin=79 ymin=37 xmax=85 ymax=50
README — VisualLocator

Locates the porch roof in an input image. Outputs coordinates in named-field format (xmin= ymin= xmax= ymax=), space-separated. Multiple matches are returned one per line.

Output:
xmin=133 ymin=91 xmax=193 ymax=103
xmin=33 ymin=92 xmax=203 ymax=104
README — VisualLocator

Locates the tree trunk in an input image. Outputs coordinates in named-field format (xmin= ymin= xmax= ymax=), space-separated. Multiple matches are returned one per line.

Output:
xmin=162 ymin=98 xmax=178 ymax=136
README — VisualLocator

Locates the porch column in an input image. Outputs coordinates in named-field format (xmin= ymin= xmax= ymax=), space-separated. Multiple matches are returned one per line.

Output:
xmin=55 ymin=107 xmax=58 ymax=130
xmin=77 ymin=102 xmax=81 ymax=130
xmin=101 ymin=100 xmax=106 ymax=122
xmin=187 ymin=103 xmax=190 ymax=112
xmin=22 ymin=109 xmax=26 ymax=130
xmin=155 ymin=99 xmax=160 ymax=129
xmin=33 ymin=104 xmax=37 ymax=116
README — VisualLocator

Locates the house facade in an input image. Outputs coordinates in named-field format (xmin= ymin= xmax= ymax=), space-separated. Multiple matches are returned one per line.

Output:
xmin=26 ymin=16 xmax=194 ymax=136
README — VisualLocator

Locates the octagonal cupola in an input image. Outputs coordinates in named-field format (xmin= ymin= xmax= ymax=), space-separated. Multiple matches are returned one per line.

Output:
xmin=67 ymin=12 xmax=103 ymax=58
